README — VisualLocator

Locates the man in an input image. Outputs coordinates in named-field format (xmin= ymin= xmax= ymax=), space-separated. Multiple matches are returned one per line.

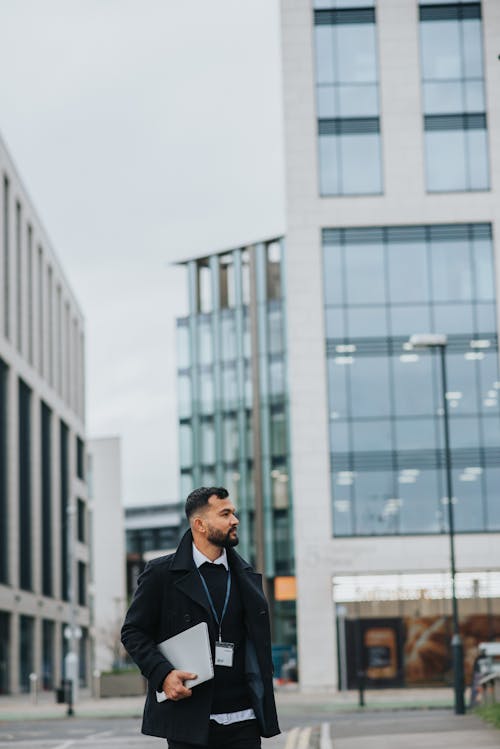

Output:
xmin=121 ymin=487 xmax=280 ymax=748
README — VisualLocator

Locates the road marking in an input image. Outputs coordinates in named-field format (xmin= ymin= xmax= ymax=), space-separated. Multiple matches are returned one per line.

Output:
xmin=83 ymin=731 xmax=114 ymax=741
xmin=297 ymin=727 xmax=312 ymax=749
xmin=284 ymin=727 xmax=300 ymax=749
xmin=320 ymin=722 xmax=332 ymax=749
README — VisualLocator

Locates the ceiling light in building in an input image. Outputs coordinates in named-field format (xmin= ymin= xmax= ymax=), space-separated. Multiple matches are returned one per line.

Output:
xmin=383 ymin=498 xmax=402 ymax=516
xmin=334 ymin=500 xmax=350 ymax=512
xmin=336 ymin=344 xmax=356 ymax=353
xmin=494 ymin=382 xmax=500 ymax=389
xmin=335 ymin=356 xmax=354 ymax=365
xmin=470 ymin=339 xmax=491 ymax=349
xmin=399 ymin=354 xmax=419 ymax=363
xmin=465 ymin=352 xmax=485 ymax=361
xmin=484 ymin=398 xmax=497 ymax=407
xmin=402 ymin=342 xmax=413 ymax=351
xmin=441 ymin=496 xmax=458 ymax=505
xmin=445 ymin=391 xmax=462 ymax=400
xmin=330 ymin=410 xmax=340 ymax=420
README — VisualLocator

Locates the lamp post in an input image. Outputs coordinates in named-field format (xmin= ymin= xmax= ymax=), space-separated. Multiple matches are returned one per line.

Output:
xmin=409 ymin=334 xmax=465 ymax=715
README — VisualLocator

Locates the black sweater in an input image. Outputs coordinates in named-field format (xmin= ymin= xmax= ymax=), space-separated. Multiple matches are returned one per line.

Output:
xmin=198 ymin=562 xmax=252 ymax=714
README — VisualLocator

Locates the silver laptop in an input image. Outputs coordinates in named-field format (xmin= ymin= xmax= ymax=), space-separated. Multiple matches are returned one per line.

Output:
xmin=155 ymin=622 xmax=214 ymax=702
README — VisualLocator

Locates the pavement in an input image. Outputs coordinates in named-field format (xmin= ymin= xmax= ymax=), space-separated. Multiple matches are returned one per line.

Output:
xmin=0 ymin=686 xmax=499 ymax=749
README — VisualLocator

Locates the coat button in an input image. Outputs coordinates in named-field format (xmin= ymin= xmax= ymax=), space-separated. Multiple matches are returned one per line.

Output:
xmin=184 ymin=614 xmax=192 ymax=623
xmin=259 ymin=610 xmax=267 ymax=616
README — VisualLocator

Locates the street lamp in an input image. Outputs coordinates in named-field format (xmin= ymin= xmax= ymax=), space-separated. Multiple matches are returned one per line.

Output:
xmin=409 ymin=334 xmax=465 ymax=715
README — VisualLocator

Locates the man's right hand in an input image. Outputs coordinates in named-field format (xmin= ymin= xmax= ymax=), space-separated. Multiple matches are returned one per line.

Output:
xmin=161 ymin=670 xmax=197 ymax=701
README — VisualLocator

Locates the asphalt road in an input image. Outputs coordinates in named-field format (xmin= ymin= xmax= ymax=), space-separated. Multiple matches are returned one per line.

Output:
xmin=0 ymin=710 xmax=495 ymax=749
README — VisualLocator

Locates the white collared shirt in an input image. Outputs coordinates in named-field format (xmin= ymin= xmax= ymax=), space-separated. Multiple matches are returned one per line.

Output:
xmin=192 ymin=543 xmax=256 ymax=726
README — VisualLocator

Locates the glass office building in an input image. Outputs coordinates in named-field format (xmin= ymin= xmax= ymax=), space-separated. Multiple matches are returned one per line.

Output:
xmin=176 ymin=240 xmax=296 ymax=647
xmin=279 ymin=0 xmax=500 ymax=689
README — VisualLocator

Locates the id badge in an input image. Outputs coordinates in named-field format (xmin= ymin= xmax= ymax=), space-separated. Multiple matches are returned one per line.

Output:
xmin=215 ymin=641 xmax=234 ymax=667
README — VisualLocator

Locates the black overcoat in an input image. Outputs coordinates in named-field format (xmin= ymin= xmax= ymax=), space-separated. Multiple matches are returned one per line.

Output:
xmin=121 ymin=529 xmax=280 ymax=745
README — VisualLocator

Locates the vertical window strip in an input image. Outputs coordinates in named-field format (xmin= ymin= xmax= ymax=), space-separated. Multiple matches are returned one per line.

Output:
xmin=3 ymin=177 xmax=9 ymax=340
xmin=27 ymin=225 xmax=33 ymax=365
xmin=15 ymin=201 xmax=22 ymax=353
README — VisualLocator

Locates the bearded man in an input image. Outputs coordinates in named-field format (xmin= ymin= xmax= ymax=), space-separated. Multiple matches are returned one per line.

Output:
xmin=121 ymin=486 xmax=280 ymax=749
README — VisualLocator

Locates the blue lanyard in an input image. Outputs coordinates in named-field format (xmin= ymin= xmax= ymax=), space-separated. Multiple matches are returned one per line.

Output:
xmin=197 ymin=566 xmax=231 ymax=642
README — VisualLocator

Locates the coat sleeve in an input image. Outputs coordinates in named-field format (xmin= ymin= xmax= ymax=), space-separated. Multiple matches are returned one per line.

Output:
xmin=121 ymin=561 xmax=174 ymax=690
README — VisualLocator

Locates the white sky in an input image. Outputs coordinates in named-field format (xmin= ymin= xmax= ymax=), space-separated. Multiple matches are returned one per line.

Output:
xmin=0 ymin=0 xmax=285 ymax=504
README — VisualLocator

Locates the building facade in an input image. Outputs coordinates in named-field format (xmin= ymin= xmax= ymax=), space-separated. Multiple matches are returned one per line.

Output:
xmin=125 ymin=501 xmax=183 ymax=599
xmin=87 ymin=437 xmax=126 ymax=673
xmin=280 ymin=0 xmax=500 ymax=689
xmin=176 ymin=241 xmax=296 ymax=648
xmin=0 ymin=134 xmax=89 ymax=694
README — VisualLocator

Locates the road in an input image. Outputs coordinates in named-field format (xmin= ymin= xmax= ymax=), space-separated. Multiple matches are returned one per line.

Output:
xmin=0 ymin=710 xmax=497 ymax=749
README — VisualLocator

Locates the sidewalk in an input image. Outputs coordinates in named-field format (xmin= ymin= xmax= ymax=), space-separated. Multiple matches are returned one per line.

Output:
xmin=0 ymin=685 xmax=457 ymax=722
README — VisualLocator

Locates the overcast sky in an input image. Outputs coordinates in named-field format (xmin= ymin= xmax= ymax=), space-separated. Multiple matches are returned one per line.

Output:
xmin=0 ymin=0 xmax=285 ymax=504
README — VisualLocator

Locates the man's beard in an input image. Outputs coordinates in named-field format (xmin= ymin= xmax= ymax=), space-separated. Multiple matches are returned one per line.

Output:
xmin=206 ymin=525 xmax=239 ymax=548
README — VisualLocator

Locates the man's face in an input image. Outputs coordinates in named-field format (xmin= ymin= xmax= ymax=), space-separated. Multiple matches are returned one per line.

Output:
xmin=203 ymin=496 xmax=239 ymax=548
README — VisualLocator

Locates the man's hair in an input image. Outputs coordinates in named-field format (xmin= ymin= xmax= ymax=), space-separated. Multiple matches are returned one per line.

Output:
xmin=185 ymin=486 xmax=229 ymax=520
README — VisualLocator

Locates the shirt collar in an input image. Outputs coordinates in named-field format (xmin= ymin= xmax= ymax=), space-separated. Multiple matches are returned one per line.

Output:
xmin=192 ymin=543 xmax=229 ymax=570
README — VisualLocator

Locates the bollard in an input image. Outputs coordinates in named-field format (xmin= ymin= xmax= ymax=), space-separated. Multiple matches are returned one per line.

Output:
xmin=357 ymin=670 xmax=365 ymax=707
xmin=29 ymin=673 xmax=38 ymax=704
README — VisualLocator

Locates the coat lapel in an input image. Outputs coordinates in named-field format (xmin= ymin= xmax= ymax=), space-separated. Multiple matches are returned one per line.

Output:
xmin=174 ymin=569 xmax=211 ymax=617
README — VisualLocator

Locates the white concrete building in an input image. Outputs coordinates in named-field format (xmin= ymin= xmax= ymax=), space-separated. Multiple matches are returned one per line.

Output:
xmin=0 ymin=133 xmax=89 ymax=694
xmin=280 ymin=0 xmax=500 ymax=691
xmin=87 ymin=437 xmax=126 ymax=673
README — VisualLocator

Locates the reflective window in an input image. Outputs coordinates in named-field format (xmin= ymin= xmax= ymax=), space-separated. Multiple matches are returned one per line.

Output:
xmin=221 ymin=313 xmax=237 ymax=361
xmin=223 ymin=415 xmax=239 ymax=463
xmin=314 ymin=8 xmax=382 ymax=195
xmin=178 ymin=374 xmax=192 ymax=419
xmin=197 ymin=319 xmax=213 ymax=365
xmin=200 ymin=420 xmax=215 ymax=465
xmin=199 ymin=369 xmax=214 ymax=415
xmin=323 ymin=223 xmax=499 ymax=536
xmin=179 ymin=424 xmax=192 ymax=469
xmin=176 ymin=321 xmax=190 ymax=369
xmin=420 ymin=6 xmax=489 ymax=192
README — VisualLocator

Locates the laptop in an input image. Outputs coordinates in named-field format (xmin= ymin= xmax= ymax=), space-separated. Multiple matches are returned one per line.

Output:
xmin=155 ymin=622 xmax=214 ymax=702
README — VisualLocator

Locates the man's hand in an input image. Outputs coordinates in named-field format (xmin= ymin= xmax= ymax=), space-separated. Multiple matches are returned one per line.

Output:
xmin=162 ymin=670 xmax=197 ymax=701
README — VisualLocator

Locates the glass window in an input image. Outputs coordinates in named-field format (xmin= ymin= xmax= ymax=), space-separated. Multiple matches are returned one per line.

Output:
xmin=179 ymin=424 xmax=193 ymax=469
xmin=222 ymin=364 xmax=238 ymax=411
xmin=481 ymin=416 xmax=500 ymax=447
xmin=327 ymin=357 xmax=349 ymax=419
xmin=338 ymin=84 xmax=378 ymax=117
xmin=241 ymin=251 xmax=250 ymax=306
xmin=398 ymin=470 xmax=441 ymax=534
xmin=339 ymin=133 xmax=382 ymax=194
xmin=220 ymin=254 xmax=235 ymax=309
xmin=178 ymin=373 xmax=192 ymax=419
xmin=347 ymin=306 xmax=387 ymax=337
xmin=176 ymin=321 xmax=190 ymax=370
xmin=267 ymin=242 xmax=282 ymax=300
xmin=476 ymin=303 xmax=496 ymax=332
xmin=449 ymin=415 xmax=480 ymax=448
xmin=223 ymin=416 xmax=239 ymax=463
xmin=453 ymin=467 xmax=485 ymax=532
xmin=200 ymin=421 xmax=215 ymax=465
xmin=332 ymin=473 xmax=353 ymax=536
xmin=484 ymin=468 xmax=500 ymax=530
xmin=271 ymin=408 xmax=287 ymax=456
xmin=445 ymin=352 xmax=479 ymax=414
xmin=199 ymin=370 xmax=214 ymax=415
xmin=319 ymin=135 xmax=340 ymax=195
xmin=393 ymin=350 xmax=435 ymax=417
xmin=462 ymin=19 xmax=483 ymax=78
xmin=434 ymin=303 xmax=474 ymax=335
xmin=221 ymin=314 xmax=237 ymax=361
xmin=198 ymin=320 xmax=213 ymax=365
xmin=269 ymin=358 xmax=285 ymax=399
xmin=468 ymin=128 xmax=489 ymax=189
xmin=268 ymin=307 xmax=284 ymax=354
xmin=345 ymin=242 xmax=385 ymax=304
xmin=198 ymin=263 xmax=212 ymax=313
xmin=336 ymin=24 xmax=377 ymax=83
xmin=325 ymin=307 xmax=346 ymax=338
xmin=387 ymin=241 xmax=429 ymax=304
xmin=329 ymin=419 xmax=350 ymax=453
xmin=352 ymin=419 xmax=392 ymax=451
xmin=425 ymin=130 xmax=467 ymax=191
xmin=349 ymin=356 xmax=391 ymax=418
xmin=390 ymin=305 xmax=432 ymax=337
xmin=421 ymin=20 xmax=461 ymax=79
xmin=395 ymin=418 xmax=437 ymax=451
xmin=423 ymin=81 xmax=463 ymax=114
xmin=315 ymin=26 xmax=336 ymax=84
xmin=478 ymin=351 xmax=500 ymax=415
xmin=474 ymin=239 xmax=495 ymax=301
xmin=353 ymin=471 xmax=398 ymax=535
xmin=323 ymin=245 xmax=344 ymax=306
xmin=430 ymin=240 xmax=472 ymax=302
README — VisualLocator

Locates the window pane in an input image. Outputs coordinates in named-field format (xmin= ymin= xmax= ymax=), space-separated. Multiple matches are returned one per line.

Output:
xmin=449 ymin=416 xmax=480 ymax=448
xmin=199 ymin=370 xmax=214 ymax=414
xmin=482 ymin=416 xmax=500 ymax=447
xmin=268 ymin=308 xmax=284 ymax=354
xmin=336 ymin=24 xmax=377 ymax=83
xmin=387 ymin=241 xmax=429 ymax=304
xmin=398 ymin=470 xmax=441 ymax=533
xmin=462 ymin=20 xmax=484 ymax=78
xmin=478 ymin=351 xmax=500 ymax=415
xmin=319 ymin=135 xmax=340 ymax=195
xmin=332 ymin=474 xmax=353 ymax=536
xmin=434 ymin=303 xmax=474 ymax=334
xmin=464 ymin=81 xmax=485 ymax=112
xmin=176 ymin=323 xmax=190 ymax=369
xmin=467 ymin=129 xmax=489 ymax=190
xmin=425 ymin=130 xmax=466 ymax=191
xmin=325 ymin=307 xmax=346 ymax=338
xmin=323 ymin=245 xmax=344 ymax=306
xmin=430 ymin=240 xmax=472 ymax=302
xmin=349 ymin=356 xmax=391 ymax=417
xmin=330 ymin=420 xmax=350 ymax=452
xmin=345 ymin=242 xmax=385 ymax=304
xmin=446 ymin=353 xmax=479 ymax=414
xmin=178 ymin=373 xmax=192 ymax=419
xmin=393 ymin=353 xmax=435 ymax=416
xmin=317 ymin=85 xmax=337 ymax=118
xmin=327 ymin=357 xmax=349 ymax=419
xmin=390 ymin=305 xmax=432 ymax=337
xmin=198 ymin=321 xmax=213 ymax=365
xmin=338 ymin=84 xmax=378 ymax=117
xmin=474 ymin=239 xmax=495 ymax=301
xmin=421 ymin=20 xmax=461 ymax=80
xmin=423 ymin=81 xmax=463 ymax=114
xmin=179 ymin=424 xmax=192 ymax=468
xmin=340 ymin=133 xmax=382 ymax=194
xmin=221 ymin=315 xmax=237 ymax=361
xmin=223 ymin=416 xmax=238 ymax=463
xmin=485 ymin=468 xmax=500 ymax=530
xmin=353 ymin=471 xmax=397 ymax=535
xmin=347 ymin=306 xmax=387 ymax=337
xmin=200 ymin=421 xmax=215 ymax=464
xmin=395 ymin=418 xmax=437 ymax=450
xmin=453 ymin=467 xmax=485 ymax=532
xmin=222 ymin=365 xmax=238 ymax=410
xmin=476 ymin=303 xmax=496 ymax=332
xmin=352 ymin=419 xmax=392 ymax=451
xmin=315 ymin=27 xmax=336 ymax=84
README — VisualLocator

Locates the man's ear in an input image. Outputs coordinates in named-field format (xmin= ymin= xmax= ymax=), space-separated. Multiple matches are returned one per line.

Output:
xmin=192 ymin=515 xmax=206 ymax=534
